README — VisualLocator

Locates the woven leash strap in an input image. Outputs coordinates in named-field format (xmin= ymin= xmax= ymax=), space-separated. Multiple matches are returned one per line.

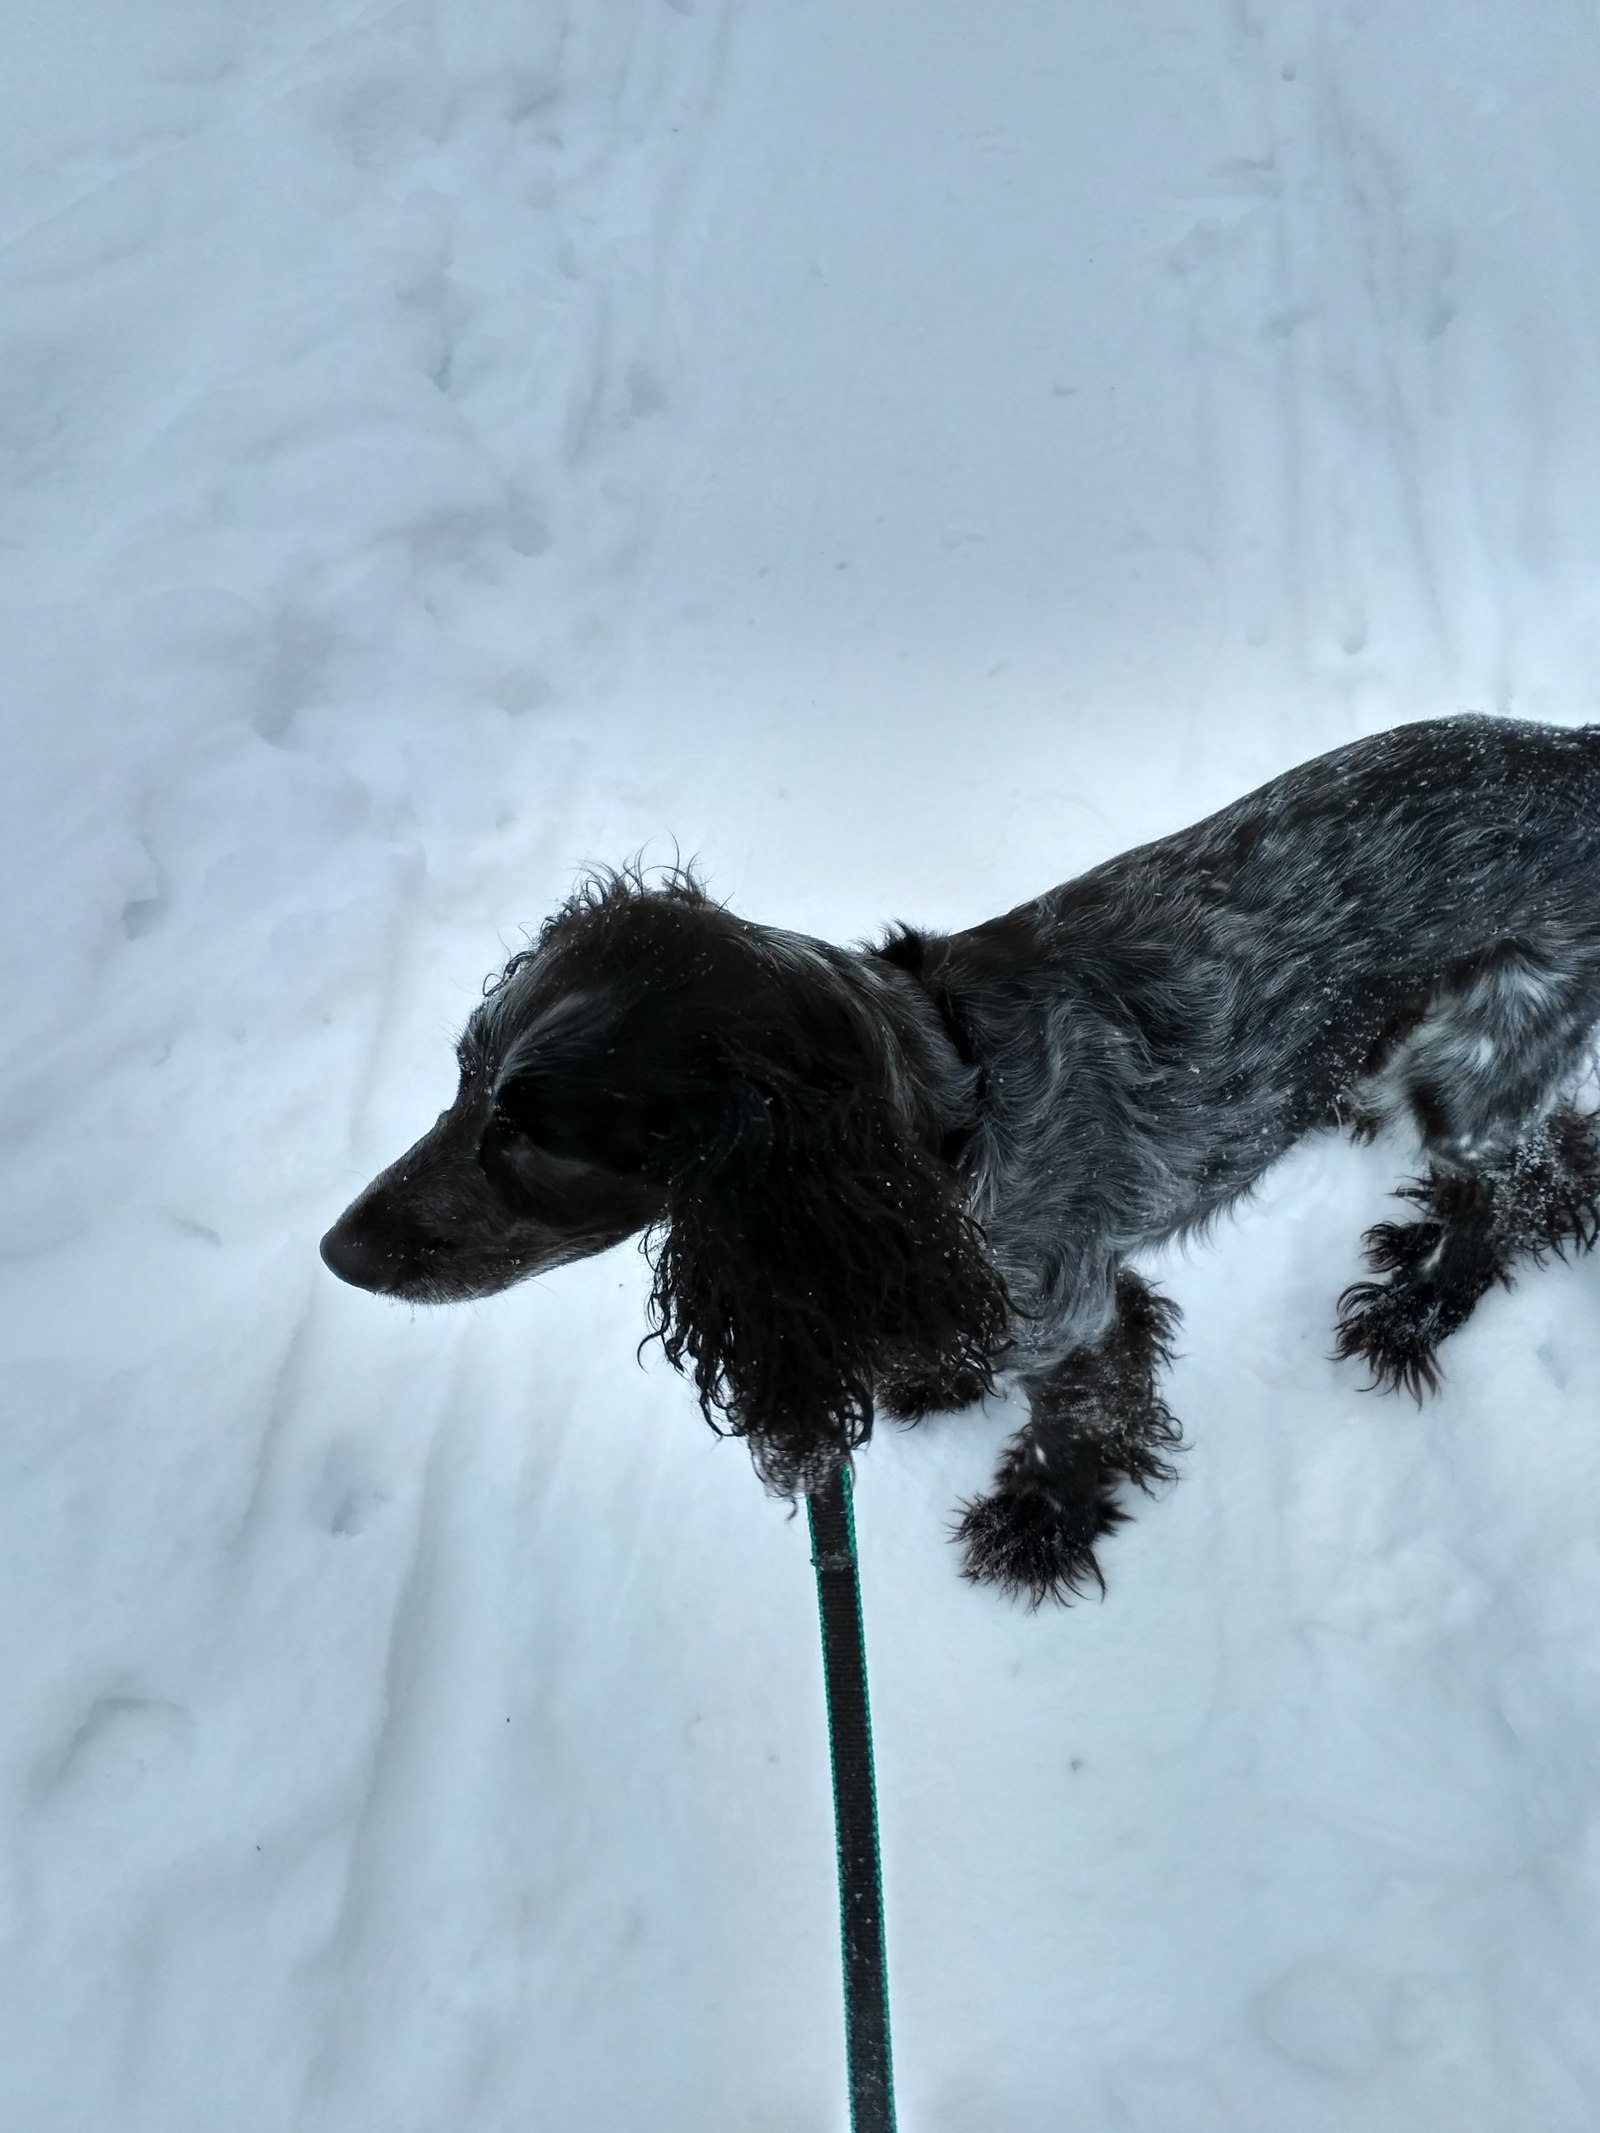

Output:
xmin=807 ymin=1464 xmax=898 ymax=2132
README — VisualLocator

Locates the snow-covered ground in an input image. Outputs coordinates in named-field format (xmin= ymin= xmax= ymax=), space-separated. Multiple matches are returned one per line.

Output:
xmin=5 ymin=1 xmax=1600 ymax=2126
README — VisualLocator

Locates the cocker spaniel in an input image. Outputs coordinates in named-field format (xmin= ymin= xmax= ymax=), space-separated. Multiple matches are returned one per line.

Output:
xmin=321 ymin=716 xmax=1600 ymax=1603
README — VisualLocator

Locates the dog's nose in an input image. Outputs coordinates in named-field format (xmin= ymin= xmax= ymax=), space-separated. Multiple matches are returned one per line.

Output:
xmin=319 ymin=1219 xmax=402 ymax=1292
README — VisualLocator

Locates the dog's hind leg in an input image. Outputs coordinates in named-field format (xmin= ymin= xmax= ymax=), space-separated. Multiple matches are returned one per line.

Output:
xmin=1335 ymin=1107 xmax=1600 ymax=1397
xmin=954 ymin=1271 xmax=1183 ymax=1605
xmin=1338 ymin=941 xmax=1600 ymax=1395
xmin=1335 ymin=1169 xmax=1506 ymax=1397
xmin=1369 ymin=939 xmax=1599 ymax=1173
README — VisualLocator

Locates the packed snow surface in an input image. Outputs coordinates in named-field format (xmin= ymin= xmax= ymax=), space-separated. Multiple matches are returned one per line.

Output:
xmin=5 ymin=2 xmax=1600 ymax=2127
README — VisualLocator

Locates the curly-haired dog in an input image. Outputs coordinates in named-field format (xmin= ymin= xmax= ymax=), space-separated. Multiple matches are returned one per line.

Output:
xmin=321 ymin=716 xmax=1600 ymax=1604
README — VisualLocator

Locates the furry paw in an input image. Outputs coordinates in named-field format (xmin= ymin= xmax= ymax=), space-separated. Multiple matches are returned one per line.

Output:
xmin=1333 ymin=1277 xmax=1447 ymax=1400
xmin=1360 ymin=1215 xmax=1444 ymax=1276
xmin=1507 ymin=1112 xmax=1600 ymax=1259
xmin=876 ymin=1361 xmax=991 ymax=1422
xmin=953 ymin=1478 xmax=1126 ymax=1607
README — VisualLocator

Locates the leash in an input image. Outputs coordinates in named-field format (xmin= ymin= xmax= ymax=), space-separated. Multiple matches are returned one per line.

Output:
xmin=807 ymin=1464 xmax=898 ymax=2132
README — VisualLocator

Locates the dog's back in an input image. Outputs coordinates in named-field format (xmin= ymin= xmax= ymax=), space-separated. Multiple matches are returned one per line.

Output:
xmin=919 ymin=716 xmax=1600 ymax=1309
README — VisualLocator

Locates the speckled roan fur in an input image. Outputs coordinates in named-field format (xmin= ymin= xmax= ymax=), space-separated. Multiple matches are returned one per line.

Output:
xmin=322 ymin=715 xmax=1600 ymax=1605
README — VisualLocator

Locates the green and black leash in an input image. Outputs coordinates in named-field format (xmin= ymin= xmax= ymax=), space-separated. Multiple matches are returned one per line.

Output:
xmin=807 ymin=1464 xmax=898 ymax=2132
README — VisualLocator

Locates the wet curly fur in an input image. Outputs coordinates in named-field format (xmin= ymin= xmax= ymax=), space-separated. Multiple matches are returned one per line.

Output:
xmin=646 ymin=1066 xmax=1009 ymax=1498
xmin=322 ymin=715 xmax=1600 ymax=1606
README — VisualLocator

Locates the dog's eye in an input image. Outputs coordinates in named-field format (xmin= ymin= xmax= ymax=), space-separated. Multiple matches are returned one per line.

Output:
xmin=479 ymin=1112 xmax=526 ymax=1187
xmin=479 ymin=1113 xmax=599 ymax=1201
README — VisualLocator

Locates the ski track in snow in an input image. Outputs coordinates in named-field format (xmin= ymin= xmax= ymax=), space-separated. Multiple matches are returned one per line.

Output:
xmin=5 ymin=0 xmax=1600 ymax=2127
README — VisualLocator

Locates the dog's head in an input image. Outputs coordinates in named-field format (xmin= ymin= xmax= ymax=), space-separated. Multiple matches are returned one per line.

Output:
xmin=321 ymin=871 xmax=1006 ymax=1491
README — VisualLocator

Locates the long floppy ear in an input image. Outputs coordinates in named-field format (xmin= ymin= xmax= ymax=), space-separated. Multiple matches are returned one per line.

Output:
xmin=644 ymin=1073 xmax=1009 ymax=1495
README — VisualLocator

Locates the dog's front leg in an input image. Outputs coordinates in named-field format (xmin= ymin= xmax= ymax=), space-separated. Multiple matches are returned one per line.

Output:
xmin=954 ymin=1271 xmax=1183 ymax=1605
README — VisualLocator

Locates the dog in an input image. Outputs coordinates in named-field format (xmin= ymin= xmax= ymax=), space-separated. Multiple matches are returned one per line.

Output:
xmin=321 ymin=715 xmax=1600 ymax=1604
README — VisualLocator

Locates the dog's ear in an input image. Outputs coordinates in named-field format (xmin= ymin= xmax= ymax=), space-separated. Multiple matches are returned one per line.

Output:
xmin=644 ymin=1071 xmax=1008 ymax=1495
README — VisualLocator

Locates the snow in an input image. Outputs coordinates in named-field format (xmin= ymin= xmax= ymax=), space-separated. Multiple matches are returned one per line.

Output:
xmin=4 ymin=1 xmax=1600 ymax=2126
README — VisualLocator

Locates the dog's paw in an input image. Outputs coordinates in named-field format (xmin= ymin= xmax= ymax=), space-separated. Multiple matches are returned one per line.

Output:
xmin=1333 ymin=1277 xmax=1446 ymax=1401
xmin=876 ymin=1362 xmax=991 ymax=1423
xmin=1360 ymin=1215 xmax=1444 ymax=1276
xmin=952 ymin=1479 xmax=1126 ymax=1607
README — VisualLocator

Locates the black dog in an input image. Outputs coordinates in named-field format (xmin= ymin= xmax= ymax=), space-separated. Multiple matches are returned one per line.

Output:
xmin=322 ymin=716 xmax=1600 ymax=1603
